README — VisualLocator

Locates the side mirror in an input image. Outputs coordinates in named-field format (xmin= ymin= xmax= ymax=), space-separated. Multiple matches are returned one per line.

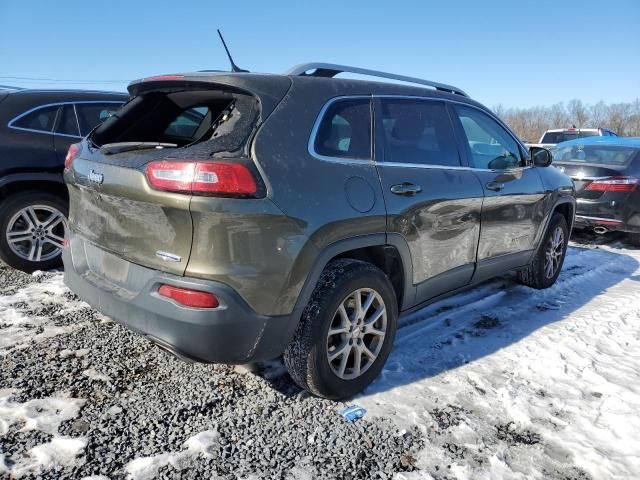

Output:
xmin=530 ymin=146 xmax=553 ymax=167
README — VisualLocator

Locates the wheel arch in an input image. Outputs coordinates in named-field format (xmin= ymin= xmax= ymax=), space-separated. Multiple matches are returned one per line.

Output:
xmin=292 ymin=234 xmax=415 ymax=319
xmin=0 ymin=173 xmax=68 ymax=203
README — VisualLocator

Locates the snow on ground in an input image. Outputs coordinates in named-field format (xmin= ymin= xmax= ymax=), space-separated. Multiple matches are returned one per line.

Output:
xmin=124 ymin=430 xmax=219 ymax=480
xmin=0 ymin=272 xmax=88 ymax=355
xmin=359 ymin=243 xmax=640 ymax=479
xmin=1 ymin=238 xmax=639 ymax=478
xmin=0 ymin=389 xmax=87 ymax=477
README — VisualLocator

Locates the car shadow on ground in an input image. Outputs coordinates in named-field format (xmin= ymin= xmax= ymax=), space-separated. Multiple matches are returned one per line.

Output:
xmin=257 ymin=235 xmax=640 ymax=399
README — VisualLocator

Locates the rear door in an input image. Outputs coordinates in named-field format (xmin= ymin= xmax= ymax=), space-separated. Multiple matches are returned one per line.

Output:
xmin=374 ymin=97 xmax=484 ymax=304
xmin=451 ymin=104 xmax=546 ymax=280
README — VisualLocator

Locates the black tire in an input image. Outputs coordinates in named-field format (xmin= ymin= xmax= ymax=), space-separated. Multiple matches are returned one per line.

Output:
xmin=628 ymin=232 xmax=640 ymax=247
xmin=0 ymin=191 xmax=68 ymax=272
xmin=284 ymin=259 xmax=398 ymax=400
xmin=518 ymin=213 xmax=569 ymax=289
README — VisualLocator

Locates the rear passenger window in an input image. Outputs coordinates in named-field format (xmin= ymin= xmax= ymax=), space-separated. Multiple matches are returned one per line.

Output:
xmin=12 ymin=105 xmax=59 ymax=133
xmin=454 ymin=106 xmax=522 ymax=170
xmin=314 ymin=99 xmax=371 ymax=160
xmin=76 ymin=103 xmax=121 ymax=136
xmin=380 ymin=99 xmax=460 ymax=166
xmin=55 ymin=105 xmax=80 ymax=136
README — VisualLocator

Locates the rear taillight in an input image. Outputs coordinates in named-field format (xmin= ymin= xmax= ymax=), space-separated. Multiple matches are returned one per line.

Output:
xmin=158 ymin=285 xmax=219 ymax=308
xmin=64 ymin=143 xmax=81 ymax=169
xmin=145 ymin=161 xmax=257 ymax=196
xmin=585 ymin=176 xmax=638 ymax=193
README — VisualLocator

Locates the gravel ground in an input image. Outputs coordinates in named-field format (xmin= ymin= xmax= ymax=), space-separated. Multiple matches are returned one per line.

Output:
xmin=0 ymin=264 xmax=424 ymax=479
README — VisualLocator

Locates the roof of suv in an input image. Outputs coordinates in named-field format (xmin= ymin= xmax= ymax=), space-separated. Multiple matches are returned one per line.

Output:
xmin=128 ymin=65 xmax=488 ymax=114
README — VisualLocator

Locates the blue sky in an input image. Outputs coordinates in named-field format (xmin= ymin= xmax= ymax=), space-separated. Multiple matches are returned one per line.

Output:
xmin=1 ymin=0 xmax=638 ymax=108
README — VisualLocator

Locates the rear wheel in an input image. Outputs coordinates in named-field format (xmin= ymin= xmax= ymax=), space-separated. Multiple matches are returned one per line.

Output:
xmin=0 ymin=191 xmax=68 ymax=272
xmin=518 ymin=213 xmax=569 ymax=289
xmin=284 ymin=259 xmax=398 ymax=400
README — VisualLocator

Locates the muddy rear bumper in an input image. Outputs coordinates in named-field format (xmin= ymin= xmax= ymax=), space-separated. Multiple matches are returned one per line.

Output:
xmin=62 ymin=236 xmax=299 ymax=364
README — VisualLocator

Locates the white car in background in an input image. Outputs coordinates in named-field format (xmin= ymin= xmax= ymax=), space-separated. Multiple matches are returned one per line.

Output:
xmin=527 ymin=127 xmax=617 ymax=149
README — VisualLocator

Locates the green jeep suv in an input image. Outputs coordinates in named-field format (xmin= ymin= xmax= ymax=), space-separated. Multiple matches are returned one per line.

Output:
xmin=63 ymin=64 xmax=575 ymax=399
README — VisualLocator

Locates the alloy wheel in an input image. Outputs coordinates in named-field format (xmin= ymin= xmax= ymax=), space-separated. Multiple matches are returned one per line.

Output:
xmin=6 ymin=205 xmax=66 ymax=263
xmin=544 ymin=225 xmax=565 ymax=279
xmin=326 ymin=288 xmax=387 ymax=380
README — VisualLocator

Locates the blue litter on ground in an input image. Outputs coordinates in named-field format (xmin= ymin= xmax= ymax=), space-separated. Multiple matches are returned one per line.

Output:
xmin=339 ymin=405 xmax=366 ymax=422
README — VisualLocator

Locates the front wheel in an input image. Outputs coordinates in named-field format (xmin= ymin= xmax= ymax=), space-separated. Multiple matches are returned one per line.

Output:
xmin=284 ymin=259 xmax=398 ymax=400
xmin=0 ymin=191 xmax=68 ymax=272
xmin=518 ymin=213 xmax=569 ymax=289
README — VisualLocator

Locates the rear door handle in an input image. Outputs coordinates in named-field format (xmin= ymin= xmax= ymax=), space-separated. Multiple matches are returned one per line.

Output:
xmin=486 ymin=181 xmax=505 ymax=192
xmin=390 ymin=183 xmax=422 ymax=196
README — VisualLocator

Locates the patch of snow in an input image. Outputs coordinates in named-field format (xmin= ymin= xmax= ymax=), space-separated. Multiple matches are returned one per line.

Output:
xmin=82 ymin=368 xmax=111 ymax=383
xmin=0 ymin=389 xmax=85 ymax=435
xmin=125 ymin=430 xmax=219 ymax=480
xmin=360 ymin=245 xmax=640 ymax=479
xmin=0 ymin=274 xmax=88 ymax=355
xmin=8 ymin=437 xmax=87 ymax=477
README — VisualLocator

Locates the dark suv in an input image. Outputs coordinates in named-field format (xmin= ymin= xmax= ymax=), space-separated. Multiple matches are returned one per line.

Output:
xmin=0 ymin=88 xmax=127 ymax=271
xmin=62 ymin=64 xmax=575 ymax=399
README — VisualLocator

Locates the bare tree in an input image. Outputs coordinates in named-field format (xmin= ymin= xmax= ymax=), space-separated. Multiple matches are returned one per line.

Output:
xmin=567 ymin=99 xmax=588 ymax=128
xmin=494 ymin=98 xmax=640 ymax=142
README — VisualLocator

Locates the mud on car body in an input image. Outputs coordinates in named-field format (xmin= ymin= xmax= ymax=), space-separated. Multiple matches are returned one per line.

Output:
xmin=63 ymin=64 xmax=575 ymax=399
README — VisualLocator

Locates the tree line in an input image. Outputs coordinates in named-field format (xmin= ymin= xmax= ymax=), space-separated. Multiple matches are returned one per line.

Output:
xmin=493 ymin=99 xmax=640 ymax=143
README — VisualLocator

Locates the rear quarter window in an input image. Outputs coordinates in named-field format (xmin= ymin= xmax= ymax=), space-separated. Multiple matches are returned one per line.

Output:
xmin=12 ymin=105 xmax=59 ymax=132
xmin=313 ymin=98 xmax=371 ymax=160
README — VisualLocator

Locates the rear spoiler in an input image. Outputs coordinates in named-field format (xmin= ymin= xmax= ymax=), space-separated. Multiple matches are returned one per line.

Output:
xmin=127 ymin=73 xmax=291 ymax=122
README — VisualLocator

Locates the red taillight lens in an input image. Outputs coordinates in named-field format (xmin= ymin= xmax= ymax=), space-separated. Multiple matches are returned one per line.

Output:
xmin=65 ymin=143 xmax=81 ymax=169
xmin=145 ymin=161 xmax=257 ymax=196
xmin=585 ymin=176 xmax=638 ymax=192
xmin=158 ymin=285 xmax=219 ymax=308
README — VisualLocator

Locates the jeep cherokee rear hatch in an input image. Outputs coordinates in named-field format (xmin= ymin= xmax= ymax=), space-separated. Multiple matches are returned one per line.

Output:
xmin=65 ymin=74 xmax=290 ymax=277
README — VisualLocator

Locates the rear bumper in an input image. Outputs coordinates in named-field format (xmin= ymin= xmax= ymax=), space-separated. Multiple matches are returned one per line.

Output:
xmin=574 ymin=198 xmax=640 ymax=233
xmin=62 ymin=237 xmax=299 ymax=364
xmin=574 ymin=214 xmax=640 ymax=233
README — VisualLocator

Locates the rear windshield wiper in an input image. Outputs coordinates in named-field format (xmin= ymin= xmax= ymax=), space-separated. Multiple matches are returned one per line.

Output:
xmin=99 ymin=142 xmax=178 ymax=155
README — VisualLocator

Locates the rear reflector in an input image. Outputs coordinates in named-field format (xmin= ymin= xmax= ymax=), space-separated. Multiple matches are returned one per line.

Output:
xmin=158 ymin=285 xmax=219 ymax=308
xmin=65 ymin=143 xmax=81 ymax=169
xmin=585 ymin=176 xmax=638 ymax=192
xmin=145 ymin=161 xmax=257 ymax=196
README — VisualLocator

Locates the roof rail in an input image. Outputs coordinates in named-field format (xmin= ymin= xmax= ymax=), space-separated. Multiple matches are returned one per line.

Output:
xmin=285 ymin=62 xmax=468 ymax=97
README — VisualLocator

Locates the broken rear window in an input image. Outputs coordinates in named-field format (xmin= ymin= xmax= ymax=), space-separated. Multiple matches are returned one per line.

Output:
xmin=91 ymin=88 xmax=260 ymax=155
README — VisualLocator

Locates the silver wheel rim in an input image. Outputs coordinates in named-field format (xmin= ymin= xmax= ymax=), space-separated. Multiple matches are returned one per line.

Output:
xmin=544 ymin=226 xmax=565 ymax=279
xmin=326 ymin=288 xmax=387 ymax=380
xmin=6 ymin=205 xmax=66 ymax=263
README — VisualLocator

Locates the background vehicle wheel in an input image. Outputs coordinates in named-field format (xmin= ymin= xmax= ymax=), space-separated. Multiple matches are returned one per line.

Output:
xmin=0 ymin=191 xmax=68 ymax=272
xmin=628 ymin=232 xmax=640 ymax=247
xmin=518 ymin=212 xmax=569 ymax=289
xmin=284 ymin=259 xmax=398 ymax=400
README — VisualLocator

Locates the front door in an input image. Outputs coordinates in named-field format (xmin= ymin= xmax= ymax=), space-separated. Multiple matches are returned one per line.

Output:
xmin=450 ymin=104 xmax=546 ymax=282
xmin=375 ymin=97 xmax=484 ymax=306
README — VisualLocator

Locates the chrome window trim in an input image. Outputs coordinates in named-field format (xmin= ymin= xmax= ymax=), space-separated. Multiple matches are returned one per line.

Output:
xmin=8 ymin=100 xmax=124 ymax=138
xmin=308 ymin=94 xmax=532 ymax=173
xmin=307 ymin=95 xmax=375 ymax=165
xmin=72 ymin=104 xmax=82 ymax=137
